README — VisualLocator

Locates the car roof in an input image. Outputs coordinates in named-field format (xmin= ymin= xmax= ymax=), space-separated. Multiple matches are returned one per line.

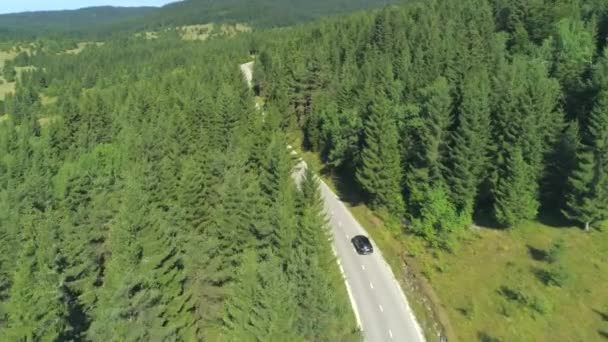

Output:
xmin=355 ymin=235 xmax=370 ymax=243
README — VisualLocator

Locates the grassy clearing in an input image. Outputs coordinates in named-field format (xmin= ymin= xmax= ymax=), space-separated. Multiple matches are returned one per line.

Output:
xmin=178 ymin=23 xmax=252 ymax=41
xmin=0 ymin=49 xmax=18 ymax=100
xmin=64 ymin=42 xmax=104 ymax=55
xmin=41 ymin=94 xmax=58 ymax=106
xmin=288 ymin=133 xmax=608 ymax=342
xmin=0 ymin=66 xmax=37 ymax=100
xmin=416 ymin=221 xmax=608 ymax=342
xmin=138 ymin=31 xmax=160 ymax=40
xmin=0 ymin=50 xmax=17 ymax=68
xmin=38 ymin=116 xmax=59 ymax=127
xmin=0 ymin=81 xmax=15 ymax=100
xmin=140 ymin=23 xmax=252 ymax=41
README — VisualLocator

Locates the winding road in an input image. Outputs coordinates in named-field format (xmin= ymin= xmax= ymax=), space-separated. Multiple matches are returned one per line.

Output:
xmin=241 ymin=61 xmax=425 ymax=342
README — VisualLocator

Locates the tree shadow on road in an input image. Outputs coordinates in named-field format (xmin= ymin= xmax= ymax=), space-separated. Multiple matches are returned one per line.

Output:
xmin=322 ymin=164 xmax=366 ymax=207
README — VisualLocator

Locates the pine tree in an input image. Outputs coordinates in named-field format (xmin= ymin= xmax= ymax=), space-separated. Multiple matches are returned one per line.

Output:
xmin=541 ymin=121 xmax=580 ymax=210
xmin=493 ymin=147 xmax=538 ymax=226
xmin=446 ymin=69 xmax=491 ymax=216
xmin=1 ymin=213 xmax=70 ymax=341
xmin=563 ymin=91 xmax=608 ymax=231
xmin=490 ymin=57 xmax=561 ymax=226
xmin=223 ymin=253 xmax=301 ymax=341
xmin=292 ymin=168 xmax=357 ymax=340
xmin=88 ymin=171 xmax=153 ymax=340
xmin=356 ymin=96 xmax=404 ymax=212
xmin=414 ymin=76 xmax=452 ymax=182
xmin=222 ymin=250 xmax=258 ymax=341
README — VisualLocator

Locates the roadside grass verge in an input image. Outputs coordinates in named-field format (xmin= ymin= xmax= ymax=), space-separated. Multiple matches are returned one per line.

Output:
xmin=288 ymin=132 xmax=608 ymax=342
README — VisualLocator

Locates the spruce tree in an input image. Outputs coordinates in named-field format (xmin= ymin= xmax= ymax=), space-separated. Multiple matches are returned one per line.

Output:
xmin=446 ymin=69 xmax=491 ymax=216
xmin=356 ymin=96 xmax=404 ymax=212
xmin=563 ymin=91 xmax=608 ymax=231
xmin=293 ymin=168 xmax=357 ymax=339
xmin=1 ymin=213 xmax=69 ymax=341
xmin=490 ymin=57 xmax=560 ymax=226
xmin=222 ymin=250 xmax=258 ymax=341
xmin=493 ymin=147 xmax=538 ymax=226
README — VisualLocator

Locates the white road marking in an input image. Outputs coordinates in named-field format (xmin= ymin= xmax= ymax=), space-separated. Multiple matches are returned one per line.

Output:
xmin=389 ymin=329 xmax=393 ymax=339
xmin=370 ymin=282 xmax=374 ymax=289
xmin=338 ymin=221 xmax=342 ymax=227
xmin=330 ymin=245 xmax=362 ymax=330
xmin=361 ymin=264 xmax=365 ymax=270
xmin=379 ymin=304 xmax=384 ymax=312
xmin=346 ymin=234 xmax=350 ymax=239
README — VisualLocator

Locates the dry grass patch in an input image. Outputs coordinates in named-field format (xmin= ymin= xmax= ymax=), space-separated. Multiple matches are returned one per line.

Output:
xmin=38 ymin=116 xmax=59 ymax=127
xmin=178 ymin=23 xmax=251 ymax=41
xmin=0 ymin=50 xmax=17 ymax=68
xmin=41 ymin=94 xmax=58 ymax=106
xmin=64 ymin=42 xmax=104 ymax=55
xmin=0 ymin=80 xmax=15 ymax=100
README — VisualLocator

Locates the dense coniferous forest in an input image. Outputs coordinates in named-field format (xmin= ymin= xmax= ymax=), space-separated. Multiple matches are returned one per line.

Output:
xmin=1 ymin=0 xmax=608 ymax=340
xmin=254 ymin=0 xmax=608 ymax=249
xmin=0 ymin=37 xmax=358 ymax=340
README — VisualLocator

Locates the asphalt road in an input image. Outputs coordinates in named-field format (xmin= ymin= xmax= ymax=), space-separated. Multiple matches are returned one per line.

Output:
xmin=239 ymin=61 xmax=424 ymax=342
xmin=291 ymin=155 xmax=425 ymax=342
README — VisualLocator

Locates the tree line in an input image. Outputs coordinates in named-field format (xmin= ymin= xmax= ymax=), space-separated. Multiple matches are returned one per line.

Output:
xmin=0 ymin=36 xmax=358 ymax=340
xmin=253 ymin=0 xmax=608 ymax=249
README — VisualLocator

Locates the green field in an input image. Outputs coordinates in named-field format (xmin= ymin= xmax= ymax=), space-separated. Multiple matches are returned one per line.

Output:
xmin=413 ymin=220 xmax=608 ymax=342
xmin=290 ymin=133 xmax=608 ymax=342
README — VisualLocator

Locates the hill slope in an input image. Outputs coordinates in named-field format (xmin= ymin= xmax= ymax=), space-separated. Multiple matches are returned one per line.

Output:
xmin=0 ymin=6 xmax=156 ymax=38
xmin=0 ymin=0 xmax=399 ymax=38
xmin=150 ymin=0 xmax=398 ymax=28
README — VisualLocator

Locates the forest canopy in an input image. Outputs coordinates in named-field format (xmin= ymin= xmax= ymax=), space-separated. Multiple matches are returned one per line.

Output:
xmin=0 ymin=35 xmax=358 ymax=340
xmin=252 ymin=0 xmax=608 ymax=248
xmin=0 ymin=0 xmax=607 ymax=340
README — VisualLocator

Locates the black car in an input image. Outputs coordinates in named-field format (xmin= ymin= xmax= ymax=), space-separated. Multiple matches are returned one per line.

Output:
xmin=352 ymin=235 xmax=373 ymax=255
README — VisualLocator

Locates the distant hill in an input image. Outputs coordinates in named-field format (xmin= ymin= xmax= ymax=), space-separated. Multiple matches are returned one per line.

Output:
xmin=148 ymin=0 xmax=398 ymax=28
xmin=0 ymin=6 xmax=157 ymax=39
xmin=0 ymin=0 xmax=399 ymax=39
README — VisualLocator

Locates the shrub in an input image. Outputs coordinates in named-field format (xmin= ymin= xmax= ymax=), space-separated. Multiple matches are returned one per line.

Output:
xmin=530 ymin=295 xmax=553 ymax=315
xmin=546 ymin=238 xmax=565 ymax=263
xmin=498 ymin=285 xmax=553 ymax=315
